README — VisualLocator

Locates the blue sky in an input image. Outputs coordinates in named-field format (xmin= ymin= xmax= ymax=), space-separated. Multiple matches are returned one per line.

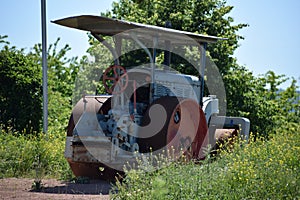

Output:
xmin=1 ymin=0 xmax=299 ymax=88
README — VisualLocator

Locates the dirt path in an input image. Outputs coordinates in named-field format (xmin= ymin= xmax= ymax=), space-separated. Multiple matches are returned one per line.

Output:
xmin=0 ymin=178 xmax=113 ymax=200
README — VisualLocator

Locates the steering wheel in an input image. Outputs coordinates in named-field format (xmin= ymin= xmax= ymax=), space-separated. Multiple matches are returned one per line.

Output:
xmin=102 ymin=65 xmax=129 ymax=94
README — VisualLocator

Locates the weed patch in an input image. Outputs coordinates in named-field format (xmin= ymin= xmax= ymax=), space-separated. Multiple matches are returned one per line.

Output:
xmin=111 ymin=125 xmax=300 ymax=199
xmin=0 ymin=127 xmax=73 ymax=180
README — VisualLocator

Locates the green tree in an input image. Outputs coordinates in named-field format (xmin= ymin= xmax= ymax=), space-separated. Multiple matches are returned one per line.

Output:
xmin=29 ymin=38 xmax=80 ymax=131
xmin=0 ymin=36 xmax=80 ymax=133
xmin=107 ymin=0 xmax=247 ymax=75
xmin=0 ymin=36 xmax=42 ymax=133
xmin=224 ymin=66 xmax=300 ymax=135
xmin=28 ymin=38 xmax=79 ymax=98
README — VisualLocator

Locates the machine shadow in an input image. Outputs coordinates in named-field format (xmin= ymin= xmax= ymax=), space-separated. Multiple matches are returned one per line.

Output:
xmin=30 ymin=179 xmax=114 ymax=195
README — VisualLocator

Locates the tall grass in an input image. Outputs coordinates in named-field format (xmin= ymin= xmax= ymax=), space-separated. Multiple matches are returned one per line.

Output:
xmin=0 ymin=126 xmax=73 ymax=180
xmin=111 ymin=123 xmax=300 ymax=199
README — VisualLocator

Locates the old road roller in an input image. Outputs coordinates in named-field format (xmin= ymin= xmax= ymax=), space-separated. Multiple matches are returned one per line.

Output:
xmin=53 ymin=15 xmax=250 ymax=179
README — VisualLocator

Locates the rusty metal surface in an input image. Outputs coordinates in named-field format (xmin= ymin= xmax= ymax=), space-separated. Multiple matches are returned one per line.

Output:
xmin=67 ymin=159 xmax=122 ymax=180
xmin=215 ymin=129 xmax=237 ymax=140
xmin=65 ymin=96 xmax=117 ymax=179
xmin=210 ymin=129 xmax=238 ymax=155
xmin=137 ymin=96 xmax=179 ymax=153
xmin=69 ymin=140 xmax=136 ymax=179
xmin=137 ymin=97 xmax=208 ymax=160
xmin=72 ymin=142 xmax=111 ymax=163
xmin=66 ymin=96 xmax=210 ymax=179
xmin=166 ymin=98 xmax=208 ymax=159
xmin=67 ymin=96 xmax=111 ymax=136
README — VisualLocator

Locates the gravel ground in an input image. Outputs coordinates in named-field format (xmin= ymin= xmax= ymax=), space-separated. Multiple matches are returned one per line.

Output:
xmin=0 ymin=178 xmax=113 ymax=200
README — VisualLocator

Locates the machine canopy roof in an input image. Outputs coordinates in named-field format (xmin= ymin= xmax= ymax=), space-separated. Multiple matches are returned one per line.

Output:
xmin=52 ymin=15 xmax=225 ymax=44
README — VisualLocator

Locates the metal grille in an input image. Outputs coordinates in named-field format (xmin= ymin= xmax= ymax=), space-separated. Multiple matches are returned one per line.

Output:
xmin=154 ymin=81 xmax=198 ymax=101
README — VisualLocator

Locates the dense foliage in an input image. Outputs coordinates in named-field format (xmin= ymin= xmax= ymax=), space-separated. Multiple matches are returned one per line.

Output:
xmin=108 ymin=0 xmax=247 ymax=75
xmin=0 ymin=37 xmax=42 ymax=133
xmin=224 ymin=66 xmax=300 ymax=135
xmin=0 ymin=36 xmax=79 ymax=134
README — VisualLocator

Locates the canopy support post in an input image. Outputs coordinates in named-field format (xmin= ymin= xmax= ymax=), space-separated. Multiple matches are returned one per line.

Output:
xmin=199 ymin=42 xmax=207 ymax=107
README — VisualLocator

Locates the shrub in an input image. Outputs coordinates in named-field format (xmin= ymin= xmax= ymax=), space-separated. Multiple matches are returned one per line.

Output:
xmin=0 ymin=44 xmax=42 ymax=133
xmin=0 ymin=126 xmax=73 ymax=180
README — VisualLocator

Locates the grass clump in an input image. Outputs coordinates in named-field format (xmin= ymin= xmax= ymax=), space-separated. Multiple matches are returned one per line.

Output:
xmin=0 ymin=126 xmax=73 ymax=180
xmin=111 ymin=124 xmax=300 ymax=199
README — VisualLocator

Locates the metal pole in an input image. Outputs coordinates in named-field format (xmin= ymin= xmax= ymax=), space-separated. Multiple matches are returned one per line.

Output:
xmin=199 ymin=43 xmax=207 ymax=108
xmin=41 ymin=0 xmax=48 ymax=133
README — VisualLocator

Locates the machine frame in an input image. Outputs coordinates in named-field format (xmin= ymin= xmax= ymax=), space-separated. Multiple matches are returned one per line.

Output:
xmin=53 ymin=15 xmax=250 ymax=179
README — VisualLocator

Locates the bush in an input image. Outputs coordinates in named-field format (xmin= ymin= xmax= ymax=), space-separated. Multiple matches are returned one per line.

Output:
xmin=0 ymin=44 xmax=42 ymax=133
xmin=0 ymin=126 xmax=73 ymax=180
xmin=0 ymin=36 xmax=80 ymax=134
